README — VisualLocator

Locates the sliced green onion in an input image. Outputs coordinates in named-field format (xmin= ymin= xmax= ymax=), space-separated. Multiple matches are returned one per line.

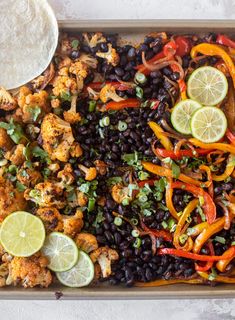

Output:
xmin=131 ymin=218 xmax=138 ymax=226
xmin=133 ymin=238 xmax=142 ymax=248
xmin=179 ymin=234 xmax=188 ymax=244
xmin=231 ymin=241 xmax=235 ymax=246
xmin=122 ymin=198 xmax=129 ymax=206
xmin=88 ymin=198 xmax=96 ymax=212
xmin=8 ymin=164 xmax=17 ymax=174
xmin=114 ymin=217 xmax=123 ymax=226
xmin=138 ymin=170 xmax=149 ymax=181
xmin=100 ymin=116 xmax=110 ymax=127
xmin=161 ymin=221 xmax=168 ymax=229
xmin=118 ymin=121 xmax=127 ymax=132
xmin=208 ymin=268 xmax=217 ymax=281
xmin=135 ymin=72 xmax=147 ymax=84
xmin=199 ymin=196 xmax=204 ymax=206
xmin=168 ymin=218 xmax=176 ymax=230
xmin=0 ymin=159 xmax=7 ymax=167
xmin=136 ymin=86 xmax=143 ymax=99
xmin=98 ymin=128 xmax=105 ymax=139
xmin=214 ymin=236 xmax=226 ymax=244
xmin=138 ymin=194 xmax=148 ymax=203
xmin=143 ymin=209 xmax=152 ymax=216
xmin=197 ymin=206 xmax=206 ymax=222
xmin=131 ymin=229 xmax=140 ymax=238
xmin=88 ymin=100 xmax=96 ymax=112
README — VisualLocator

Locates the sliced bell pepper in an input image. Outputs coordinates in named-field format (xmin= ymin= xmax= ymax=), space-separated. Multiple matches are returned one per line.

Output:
xmin=216 ymin=34 xmax=235 ymax=49
xmin=188 ymin=221 xmax=209 ymax=237
xmin=198 ymin=270 xmax=235 ymax=283
xmin=136 ymin=51 xmax=165 ymax=75
xmin=140 ymin=220 xmax=172 ymax=242
xmin=142 ymin=161 xmax=202 ymax=186
xmin=173 ymin=199 xmax=198 ymax=251
xmin=165 ymin=179 xmax=179 ymax=220
xmin=163 ymin=41 xmax=177 ymax=58
xmin=190 ymin=43 xmax=235 ymax=87
xmin=212 ymin=154 xmax=235 ymax=182
xmin=148 ymin=121 xmax=173 ymax=150
xmin=86 ymin=81 xmax=132 ymax=91
xmin=158 ymin=246 xmax=235 ymax=261
xmin=138 ymin=179 xmax=157 ymax=188
xmin=174 ymin=36 xmax=192 ymax=56
xmin=193 ymin=217 xmax=226 ymax=253
xmin=170 ymin=181 xmax=216 ymax=224
xmin=216 ymin=246 xmax=235 ymax=272
xmin=134 ymin=278 xmax=204 ymax=287
xmin=154 ymin=148 xmax=211 ymax=160
xmin=105 ymin=98 xmax=140 ymax=110
xmin=189 ymin=138 xmax=235 ymax=154
xmin=199 ymin=164 xmax=214 ymax=198
xmin=226 ymin=129 xmax=235 ymax=146
xmin=195 ymin=241 xmax=215 ymax=272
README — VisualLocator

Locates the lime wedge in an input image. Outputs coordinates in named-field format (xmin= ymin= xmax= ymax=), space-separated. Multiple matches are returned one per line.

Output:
xmin=191 ymin=106 xmax=227 ymax=143
xmin=171 ymin=99 xmax=202 ymax=134
xmin=56 ymin=251 xmax=94 ymax=287
xmin=41 ymin=232 xmax=79 ymax=272
xmin=187 ymin=66 xmax=228 ymax=105
xmin=0 ymin=211 xmax=45 ymax=257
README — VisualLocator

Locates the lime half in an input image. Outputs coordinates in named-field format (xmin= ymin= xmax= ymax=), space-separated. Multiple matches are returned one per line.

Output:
xmin=56 ymin=251 xmax=94 ymax=287
xmin=191 ymin=106 xmax=227 ymax=143
xmin=171 ymin=99 xmax=202 ymax=134
xmin=41 ymin=232 xmax=79 ymax=272
xmin=0 ymin=211 xmax=45 ymax=257
xmin=187 ymin=66 xmax=228 ymax=105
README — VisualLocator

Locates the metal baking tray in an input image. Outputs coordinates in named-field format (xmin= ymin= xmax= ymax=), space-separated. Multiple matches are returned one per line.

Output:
xmin=1 ymin=19 xmax=235 ymax=300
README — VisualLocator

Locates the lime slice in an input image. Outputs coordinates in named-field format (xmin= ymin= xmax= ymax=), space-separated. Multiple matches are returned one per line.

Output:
xmin=56 ymin=251 xmax=94 ymax=287
xmin=171 ymin=99 xmax=202 ymax=134
xmin=41 ymin=232 xmax=79 ymax=272
xmin=0 ymin=211 xmax=45 ymax=257
xmin=191 ymin=106 xmax=227 ymax=143
xmin=187 ymin=66 xmax=228 ymax=105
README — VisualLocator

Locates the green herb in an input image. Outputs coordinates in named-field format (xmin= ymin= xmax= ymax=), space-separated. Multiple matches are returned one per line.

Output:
xmin=8 ymin=165 xmax=17 ymax=174
xmin=27 ymin=106 xmax=41 ymax=122
xmin=131 ymin=229 xmax=140 ymax=238
xmin=161 ymin=221 xmax=168 ymax=229
xmin=20 ymin=169 xmax=29 ymax=178
xmin=138 ymin=170 xmax=149 ymax=181
xmin=133 ymin=238 xmax=142 ymax=248
xmin=32 ymin=146 xmax=51 ymax=164
xmin=23 ymin=144 xmax=31 ymax=161
xmin=42 ymin=168 xmax=51 ymax=179
xmin=92 ymin=207 xmax=105 ymax=228
xmin=208 ymin=268 xmax=217 ymax=281
xmin=197 ymin=205 xmax=206 ymax=222
xmin=188 ymin=157 xmax=205 ymax=169
xmin=122 ymin=198 xmax=130 ymax=206
xmin=143 ymin=209 xmax=152 ymax=216
xmin=187 ymin=227 xmax=196 ymax=236
xmin=131 ymin=218 xmax=138 ymax=225
xmin=134 ymin=72 xmax=147 ymax=84
xmin=60 ymin=91 xmax=72 ymax=102
xmin=118 ymin=121 xmax=127 ymax=132
xmin=214 ymin=236 xmax=226 ymax=244
xmin=0 ymin=119 xmax=26 ymax=144
xmin=67 ymin=190 xmax=77 ymax=202
xmin=138 ymin=194 xmax=148 ymax=203
xmin=98 ymin=128 xmax=105 ymax=139
xmin=88 ymin=198 xmax=96 ymax=212
xmin=172 ymin=161 xmax=180 ymax=178
xmin=122 ymin=151 xmax=143 ymax=172
xmin=136 ymin=86 xmax=143 ymax=99
xmin=71 ymin=39 xmax=79 ymax=50
xmin=231 ymin=241 xmax=235 ymax=246
xmin=88 ymin=100 xmax=96 ymax=112
xmin=114 ymin=217 xmax=123 ymax=226
xmin=127 ymin=183 xmax=139 ymax=197
xmin=158 ymin=203 xmax=168 ymax=211
xmin=100 ymin=116 xmax=110 ymax=127
xmin=168 ymin=217 xmax=176 ymax=231
xmin=78 ymin=182 xmax=90 ymax=193
xmin=183 ymin=194 xmax=191 ymax=204
xmin=179 ymin=234 xmax=188 ymax=244
xmin=107 ymin=176 xmax=122 ymax=186
xmin=16 ymin=181 xmax=26 ymax=192
xmin=29 ymin=189 xmax=42 ymax=204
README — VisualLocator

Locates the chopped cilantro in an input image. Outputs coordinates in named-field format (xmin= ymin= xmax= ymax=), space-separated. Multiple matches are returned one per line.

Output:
xmin=214 ymin=236 xmax=226 ymax=244
xmin=60 ymin=91 xmax=72 ymax=102
xmin=92 ymin=207 xmax=105 ymax=228
xmin=208 ymin=268 xmax=217 ymax=281
xmin=32 ymin=146 xmax=51 ymax=164
xmin=0 ymin=119 xmax=26 ymax=144
xmin=27 ymin=106 xmax=41 ymax=122
xmin=197 ymin=205 xmax=206 ymax=222
xmin=16 ymin=181 xmax=26 ymax=192
xmin=71 ymin=39 xmax=79 ymax=50
xmin=171 ymin=161 xmax=180 ymax=178
xmin=107 ymin=176 xmax=122 ymax=186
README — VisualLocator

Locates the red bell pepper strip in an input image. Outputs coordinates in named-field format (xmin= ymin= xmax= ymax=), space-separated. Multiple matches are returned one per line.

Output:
xmin=105 ymin=98 xmax=140 ymax=110
xmin=86 ymin=81 xmax=132 ymax=91
xmin=155 ymin=148 xmax=211 ymax=160
xmin=171 ymin=181 xmax=216 ymax=224
xmin=174 ymin=36 xmax=192 ymax=56
xmin=138 ymin=179 xmax=157 ymax=188
xmin=195 ymin=241 xmax=215 ymax=272
xmin=216 ymin=34 xmax=235 ymax=49
xmin=140 ymin=220 xmax=172 ymax=242
xmin=163 ymin=41 xmax=177 ymax=58
xmin=158 ymin=246 xmax=235 ymax=261
xmin=136 ymin=51 xmax=165 ymax=75
xmin=226 ymin=129 xmax=235 ymax=146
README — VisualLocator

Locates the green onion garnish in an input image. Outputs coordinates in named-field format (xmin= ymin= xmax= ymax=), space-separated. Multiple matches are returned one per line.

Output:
xmin=134 ymin=72 xmax=147 ymax=84
xmin=131 ymin=218 xmax=138 ymax=225
xmin=88 ymin=100 xmax=96 ymax=112
xmin=136 ymin=86 xmax=143 ymax=99
xmin=122 ymin=198 xmax=129 ymax=206
xmin=214 ymin=236 xmax=226 ymax=244
xmin=114 ymin=217 xmax=123 ymax=226
xmin=87 ymin=198 xmax=96 ymax=212
xmin=161 ymin=221 xmax=168 ymax=229
xmin=131 ymin=229 xmax=140 ymax=238
xmin=133 ymin=238 xmax=142 ymax=248
xmin=118 ymin=121 xmax=127 ymax=131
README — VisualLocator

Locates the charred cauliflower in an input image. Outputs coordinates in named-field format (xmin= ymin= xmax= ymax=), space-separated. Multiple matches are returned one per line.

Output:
xmin=41 ymin=113 xmax=75 ymax=162
xmin=0 ymin=128 xmax=14 ymax=152
xmin=99 ymin=84 xmax=124 ymax=103
xmin=62 ymin=209 xmax=84 ymax=238
xmin=36 ymin=207 xmax=63 ymax=233
xmin=75 ymin=233 xmax=98 ymax=253
xmin=90 ymin=247 xmax=119 ymax=278
xmin=96 ymin=43 xmax=119 ymax=66
xmin=0 ymin=87 xmax=17 ymax=111
xmin=16 ymin=167 xmax=42 ymax=188
xmin=5 ymin=144 xmax=25 ymax=166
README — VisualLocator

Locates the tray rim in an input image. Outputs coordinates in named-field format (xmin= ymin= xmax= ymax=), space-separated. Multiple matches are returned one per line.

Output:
xmin=1 ymin=19 xmax=235 ymax=299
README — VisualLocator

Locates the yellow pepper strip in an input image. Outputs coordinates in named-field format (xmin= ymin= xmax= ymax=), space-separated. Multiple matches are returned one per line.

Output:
xmin=142 ymin=161 xmax=202 ymax=186
xmin=134 ymin=278 xmax=204 ymax=287
xmin=199 ymin=164 xmax=214 ymax=198
xmin=198 ymin=271 xmax=235 ymax=284
xmin=173 ymin=199 xmax=198 ymax=251
xmin=188 ymin=222 xmax=209 ymax=237
xmin=181 ymin=91 xmax=187 ymax=100
xmin=212 ymin=154 xmax=235 ymax=182
xmin=216 ymin=247 xmax=235 ymax=272
xmin=148 ymin=121 xmax=173 ymax=151
xmin=191 ymin=43 xmax=235 ymax=87
xmin=189 ymin=138 xmax=235 ymax=154
xmin=165 ymin=179 xmax=179 ymax=220
xmin=193 ymin=217 xmax=225 ymax=253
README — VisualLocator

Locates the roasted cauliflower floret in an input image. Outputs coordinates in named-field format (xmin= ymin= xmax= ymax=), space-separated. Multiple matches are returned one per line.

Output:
xmin=17 ymin=86 xmax=50 ymax=123
xmin=36 ymin=207 xmax=63 ymax=233
xmin=94 ymin=160 xmax=107 ymax=176
xmin=96 ymin=43 xmax=119 ymax=66
xmin=24 ymin=181 xmax=66 ymax=208
xmin=62 ymin=209 xmax=84 ymax=238
xmin=0 ymin=87 xmax=17 ymax=111
xmin=5 ymin=144 xmax=25 ymax=166
xmin=90 ymin=247 xmax=119 ymax=278
xmin=0 ymin=128 xmax=14 ymax=151
xmin=111 ymin=184 xmax=134 ymax=204
xmin=0 ymin=179 xmax=27 ymax=222
xmin=78 ymin=164 xmax=97 ymax=181
xmin=9 ymin=253 xmax=52 ymax=288
xmin=63 ymin=95 xmax=81 ymax=124
xmin=75 ymin=233 xmax=98 ymax=253
xmin=17 ymin=167 xmax=42 ymax=188
xmin=70 ymin=142 xmax=83 ymax=158
xmin=52 ymin=75 xmax=77 ymax=98
xmin=99 ymin=84 xmax=124 ymax=103
xmin=31 ymin=63 xmax=55 ymax=90
xmin=0 ymin=263 xmax=11 ymax=287
xmin=79 ymin=54 xmax=98 ymax=69
xmin=57 ymin=164 xmax=75 ymax=186
xmin=77 ymin=191 xmax=88 ymax=207
xmin=83 ymin=32 xmax=106 ymax=48
xmin=41 ymin=113 xmax=75 ymax=162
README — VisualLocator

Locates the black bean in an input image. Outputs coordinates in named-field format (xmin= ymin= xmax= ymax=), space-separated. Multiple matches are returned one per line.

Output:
xmin=121 ymin=249 xmax=133 ymax=258
xmin=222 ymin=183 xmax=233 ymax=192
xmin=70 ymin=50 xmax=80 ymax=59
xmin=127 ymin=47 xmax=136 ymax=60
xmin=141 ymin=250 xmax=152 ymax=262
xmin=145 ymin=268 xmax=153 ymax=281
xmin=114 ymin=232 xmax=122 ymax=244
xmin=122 ymin=72 xmax=131 ymax=81
xmin=106 ymin=199 xmax=116 ymax=210
xmin=96 ymin=235 xmax=107 ymax=244
xmin=104 ymin=231 xmax=114 ymax=243
xmin=115 ymin=67 xmax=125 ymax=77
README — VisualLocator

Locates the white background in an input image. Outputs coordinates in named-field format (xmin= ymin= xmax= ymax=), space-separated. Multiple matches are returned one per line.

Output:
xmin=1 ymin=1 xmax=235 ymax=319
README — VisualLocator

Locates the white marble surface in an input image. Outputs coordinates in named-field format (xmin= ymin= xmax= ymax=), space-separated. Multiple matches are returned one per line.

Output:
xmin=1 ymin=1 xmax=235 ymax=319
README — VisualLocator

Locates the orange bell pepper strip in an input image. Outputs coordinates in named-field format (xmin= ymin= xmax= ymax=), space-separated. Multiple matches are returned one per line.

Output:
xmin=226 ymin=129 xmax=235 ymax=146
xmin=134 ymin=278 xmax=204 ymax=287
xmin=198 ymin=270 xmax=235 ymax=283
xmin=158 ymin=246 xmax=235 ymax=261
xmin=188 ymin=221 xmax=210 ymax=237
xmin=148 ymin=121 xmax=173 ymax=151
xmin=191 ymin=43 xmax=235 ymax=87
xmin=195 ymin=241 xmax=215 ymax=272
xmin=216 ymin=34 xmax=235 ymax=49
xmin=170 ymin=181 xmax=216 ymax=224
xmin=212 ymin=154 xmax=235 ymax=182
xmin=173 ymin=199 xmax=198 ymax=251
xmin=193 ymin=217 xmax=225 ymax=253
xmin=105 ymin=98 xmax=140 ymax=110
xmin=199 ymin=164 xmax=214 ymax=198
xmin=154 ymin=148 xmax=210 ymax=160
xmin=142 ymin=161 xmax=202 ymax=187
xmin=189 ymin=138 xmax=235 ymax=154
xmin=165 ymin=179 xmax=179 ymax=220
xmin=216 ymin=247 xmax=235 ymax=272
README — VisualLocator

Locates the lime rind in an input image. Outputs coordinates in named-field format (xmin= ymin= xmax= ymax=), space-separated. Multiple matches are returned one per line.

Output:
xmin=190 ymin=106 xmax=227 ymax=143
xmin=0 ymin=211 xmax=45 ymax=257
xmin=171 ymin=99 xmax=202 ymax=134
xmin=41 ymin=232 xmax=79 ymax=272
xmin=187 ymin=66 xmax=228 ymax=105
xmin=56 ymin=251 xmax=94 ymax=288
